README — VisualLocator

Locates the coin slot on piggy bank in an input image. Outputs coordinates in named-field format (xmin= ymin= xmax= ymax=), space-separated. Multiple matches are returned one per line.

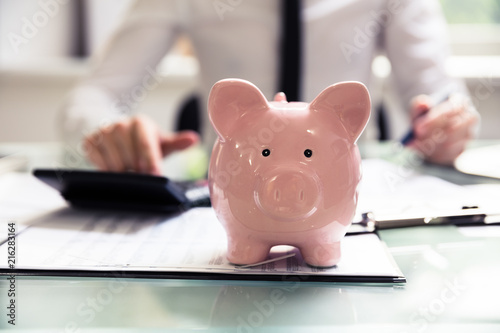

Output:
xmin=208 ymin=79 xmax=370 ymax=267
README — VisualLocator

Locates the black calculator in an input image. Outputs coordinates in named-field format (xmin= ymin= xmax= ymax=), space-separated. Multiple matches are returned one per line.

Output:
xmin=33 ymin=169 xmax=211 ymax=213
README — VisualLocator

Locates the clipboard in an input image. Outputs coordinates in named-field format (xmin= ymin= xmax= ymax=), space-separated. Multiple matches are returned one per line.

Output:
xmin=0 ymin=207 xmax=406 ymax=284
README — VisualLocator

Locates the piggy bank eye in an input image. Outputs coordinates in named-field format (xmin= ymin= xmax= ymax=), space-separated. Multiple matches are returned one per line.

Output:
xmin=304 ymin=149 xmax=313 ymax=158
xmin=262 ymin=149 xmax=271 ymax=157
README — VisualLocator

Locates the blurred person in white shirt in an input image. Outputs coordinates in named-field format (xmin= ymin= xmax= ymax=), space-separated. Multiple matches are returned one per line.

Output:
xmin=61 ymin=0 xmax=478 ymax=175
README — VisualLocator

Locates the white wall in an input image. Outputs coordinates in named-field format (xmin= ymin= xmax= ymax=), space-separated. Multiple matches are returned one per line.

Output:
xmin=0 ymin=0 xmax=198 ymax=143
xmin=0 ymin=0 xmax=75 ymax=63
xmin=0 ymin=58 xmax=199 ymax=142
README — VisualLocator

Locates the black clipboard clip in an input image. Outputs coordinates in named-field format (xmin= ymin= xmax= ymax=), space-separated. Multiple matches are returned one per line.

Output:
xmin=349 ymin=206 xmax=500 ymax=234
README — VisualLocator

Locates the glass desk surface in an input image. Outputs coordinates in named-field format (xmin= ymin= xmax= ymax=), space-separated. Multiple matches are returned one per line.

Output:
xmin=0 ymin=141 xmax=499 ymax=332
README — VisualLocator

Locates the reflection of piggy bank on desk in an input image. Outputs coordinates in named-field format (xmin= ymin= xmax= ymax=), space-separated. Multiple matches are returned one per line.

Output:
xmin=208 ymin=79 xmax=370 ymax=267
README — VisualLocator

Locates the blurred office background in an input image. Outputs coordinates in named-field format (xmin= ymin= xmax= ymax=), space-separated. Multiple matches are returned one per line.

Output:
xmin=1 ymin=0 xmax=500 ymax=143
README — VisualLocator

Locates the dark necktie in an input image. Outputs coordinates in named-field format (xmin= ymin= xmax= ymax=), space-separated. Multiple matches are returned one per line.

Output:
xmin=278 ymin=0 xmax=302 ymax=102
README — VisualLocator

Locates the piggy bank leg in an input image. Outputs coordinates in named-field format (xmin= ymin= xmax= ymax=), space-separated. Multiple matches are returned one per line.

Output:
xmin=226 ymin=238 xmax=270 ymax=266
xmin=301 ymin=241 xmax=341 ymax=268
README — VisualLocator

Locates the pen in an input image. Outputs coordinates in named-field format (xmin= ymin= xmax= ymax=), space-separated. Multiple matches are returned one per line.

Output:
xmin=400 ymin=92 xmax=451 ymax=146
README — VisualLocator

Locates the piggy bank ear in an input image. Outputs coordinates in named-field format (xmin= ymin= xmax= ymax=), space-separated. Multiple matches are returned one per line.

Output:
xmin=310 ymin=82 xmax=371 ymax=143
xmin=208 ymin=79 xmax=268 ymax=140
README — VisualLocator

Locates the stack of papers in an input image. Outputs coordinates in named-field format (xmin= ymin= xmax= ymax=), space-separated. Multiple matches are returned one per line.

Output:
xmin=0 ymin=207 xmax=405 ymax=283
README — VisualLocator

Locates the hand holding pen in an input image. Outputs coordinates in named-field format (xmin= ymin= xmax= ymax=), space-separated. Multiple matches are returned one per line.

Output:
xmin=401 ymin=92 xmax=479 ymax=166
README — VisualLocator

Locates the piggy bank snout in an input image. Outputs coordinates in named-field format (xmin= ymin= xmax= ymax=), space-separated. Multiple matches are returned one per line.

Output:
xmin=255 ymin=169 xmax=321 ymax=221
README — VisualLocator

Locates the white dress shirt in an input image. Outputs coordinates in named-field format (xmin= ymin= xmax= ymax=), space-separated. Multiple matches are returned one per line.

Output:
xmin=62 ymin=0 xmax=465 ymax=152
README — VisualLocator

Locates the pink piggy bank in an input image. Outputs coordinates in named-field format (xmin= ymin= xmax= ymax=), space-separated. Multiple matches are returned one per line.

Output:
xmin=208 ymin=79 xmax=370 ymax=267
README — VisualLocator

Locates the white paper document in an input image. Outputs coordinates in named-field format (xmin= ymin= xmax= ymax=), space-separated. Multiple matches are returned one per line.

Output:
xmin=455 ymin=144 xmax=500 ymax=179
xmin=0 ymin=207 xmax=405 ymax=283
